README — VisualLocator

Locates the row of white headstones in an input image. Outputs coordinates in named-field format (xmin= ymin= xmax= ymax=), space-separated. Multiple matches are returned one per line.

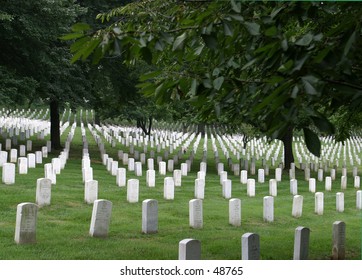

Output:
xmin=2 ymin=112 xmax=360 ymax=259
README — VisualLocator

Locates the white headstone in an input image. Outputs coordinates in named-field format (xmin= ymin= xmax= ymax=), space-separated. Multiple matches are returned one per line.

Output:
xmin=336 ymin=192 xmax=344 ymax=212
xmin=19 ymin=145 xmax=26 ymax=157
xmin=35 ymin=151 xmax=42 ymax=164
xmin=146 ymin=169 xmax=156 ymax=187
xmin=178 ymin=239 xmax=201 ymax=260
xmin=290 ymin=179 xmax=298 ymax=195
xmin=269 ymin=179 xmax=277 ymax=196
xmin=163 ymin=177 xmax=174 ymax=200
xmin=258 ymin=169 xmax=265 ymax=183
xmin=341 ymin=176 xmax=347 ymax=190
xmin=194 ymin=178 xmax=205 ymax=199
xmin=89 ymin=199 xmax=112 ymax=238
xmin=189 ymin=199 xmax=203 ymax=229
xmin=263 ymin=196 xmax=274 ymax=222
xmin=354 ymin=176 xmax=360 ymax=188
xmin=293 ymin=226 xmax=310 ymax=260
xmin=127 ymin=179 xmax=139 ymax=203
xmin=222 ymin=179 xmax=232 ymax=199
xmin=247 ymin=179 xmax=255 ymax=197
xmin=10 ymin=148 xmax=17 ymax=163
xmin=318 ymin=169 xmax=324 ymax=182
xmin=82 ymin=167 xmax=93 ymax=183
xmin=229 ymin=198 xmax=241 ymax=227
xmin=111 ymin=160 xmax=119 ymax=176
xmin=292 ymin=195 xmax=303 ymax=218
xmin=275 ymin=168 xmax=282 ymax=182
xmin=240 ymin=170 xmax=248 ymax=184
xmin=147 ymin=158 xmax=154 ymax=170
xmin=173 ymin=169 xmax=182 ymax=187
xmin=135 ymin=161 xmax=142 ymax=176
xmin=167 ymin=159 xmax=174 ymax=172
xmin=27 ymin=153 xmax=36 ymax=168
xmin=44 ymin=163 xmax=56 ymax=185
xmin=41 ymin=146 xmax=48 ymax=158
xmin=0 ymin=151 xmax=8 ymax=167
xmin=85 ymin=180 xmax=98 ymax=204
xmin=217 ymin=162 xmax=224 ymax=175
xmin=219 ymin=171 xmax=227 ymax=185
xmin=356 ymin=190 xmax=362 ymax=210
xmin=241 ymin=233 xmax=260 ymax=260
xmin=14 ymin=202 xmax=38 ymax=244
xmin=36 ymin=178 xmax=52 ymax=207
xmin=315 ymin=192 xmax=324 ymax=215
xmin=308 ymin=177 xmax=316 ymax=193
xmin=181 ymin=163 xmax=188 ymax=176
xmin=116 ymin=168 xmax=126 ymax=187
xmin=18 ymin=157 xmax=28 ymax=174
xmin=332 ymin=221 xmax=346 ymax=260
xmin=331 ymin=168 xmax=336 ymax=180
xmin=142 ymin=199 xmax=158 ymax=234
xmin=128 ymin=158 xmax=135 ymax=171
xmin=2 ymin=162 xmax=15 ymax=184
xmin=52 ymin=158 xmax=61 ymax=175
xmin=26 ymin=140 xmax=32 ymax=151
xmin=159 ymin=161 xmax=166 ymax=175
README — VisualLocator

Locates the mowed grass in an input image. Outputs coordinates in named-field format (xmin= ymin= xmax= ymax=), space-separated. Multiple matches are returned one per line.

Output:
xmin=0 ymin=125 xmax=361 ymax=260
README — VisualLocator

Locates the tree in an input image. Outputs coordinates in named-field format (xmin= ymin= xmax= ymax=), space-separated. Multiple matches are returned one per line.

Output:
xmin=67 ymin=0 xmax=362 ymax=169
xmin=0 ymin=0 xmax=89 ymax=150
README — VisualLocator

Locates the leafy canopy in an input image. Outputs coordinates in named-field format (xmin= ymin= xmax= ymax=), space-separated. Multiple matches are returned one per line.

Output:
xmin=67 ymin=0 xmax=362 ymax=157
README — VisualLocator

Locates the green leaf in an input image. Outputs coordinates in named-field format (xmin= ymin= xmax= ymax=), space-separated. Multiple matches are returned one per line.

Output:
xmin=139 ymin=70 xmax=162 ymax=82
xmin=343 ymin=31 xmax=356 ymax=57
xmin=312 ymin=116 xmax=335 ymax=134
xmin=59 ymin=33 xmax=84 ymax=41
xmin=194 ymin=45 xmax=204 ymax=56
xmin=201 ymin=34 xmax=218 ymax=50
xmin=230 ymin=0 xmax=241 ymax=13
xmin=241 ymin=58 xmax=258 ymax=70
xmin=277 ymin=60 xmax=293 ymax=73
xmin=71 ymin=23 xmax=91 ymax=32
xmin=292 ymin=54 xmax=309 ymax=72
xmin=303 ymin=128 xmax=321 ymax=157
xmin=190 ymin=79 xmax=198 ymax=96
xmin=213 ymin=76 xmax=224 ymax=91
xmin=295 ymin=33 xmax=313 ymax=46
xmin=265 ymin=26 xmax=277 ymax=37
xmin=291 ymin=85 xmax=299 ymax=98
xmin=302 ymin=76 xmax=318 ymax=95
xmin=172 ymin=32 xmax=187 ymax=51
xmin=140 ymin=47 xmax=153 ymax=64
xmin=223 ymin=22 xmax=233 ymax=36
xmin=243 ymin=22 xmax=260 ymax=36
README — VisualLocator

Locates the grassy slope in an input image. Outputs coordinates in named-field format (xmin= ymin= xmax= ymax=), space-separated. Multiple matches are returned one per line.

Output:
xmin=0 ymin=123 xmax=361 ymax=260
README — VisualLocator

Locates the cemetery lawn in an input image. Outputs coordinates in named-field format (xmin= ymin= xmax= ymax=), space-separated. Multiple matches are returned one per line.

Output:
xmin=0 ymin=126 xmax=361 ymax=260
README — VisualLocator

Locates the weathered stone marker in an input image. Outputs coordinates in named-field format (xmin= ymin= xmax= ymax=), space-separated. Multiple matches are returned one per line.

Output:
xmin=36 ymin=178 xmax=52 ymax=207
xmin=336 ymin=192 xmax=344 ymax=212
xmin=85 ymin=180 xmax=98 ymax=204
xmin=127 ymin=179 xmax=139 ymax=203
xmin=332 ymin=221 xmax=346 ymax=260
xmin=89 ymin=199 xmax=112 ymax=238
xmin=293 ymin=226 xmax=310 ymax=260
xmin=14 ymin=202 xmax=38 ymax=244
xmin=292 ymin=195 xmax=303 ymax=218
xmin=142 ymin=199 xmax=158 ymax=234
xmin=241 ymin=233 xmax=260 ymax=260
xmin=189 ymin=199 xmax=203 ymax=229
xmin=178 ymin=239 xmax=201 ymax=260
xmin=315 ymin=192 xmax=324 ymax=215
xmin=263 ymin=196 xmax=274 ymax=222
xmin=229 ymin=198 xmax=241 ymax=227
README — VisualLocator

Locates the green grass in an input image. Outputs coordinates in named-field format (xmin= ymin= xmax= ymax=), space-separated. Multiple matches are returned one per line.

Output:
xmin=0 ymin=125 xmax=361 ymax=260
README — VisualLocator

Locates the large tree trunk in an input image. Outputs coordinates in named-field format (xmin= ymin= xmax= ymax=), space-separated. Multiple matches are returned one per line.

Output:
xmin=50 ymin=100 xmax=62 ymax=150
xmin=197 ymin=123 xmax=205 ymax=137
xmin=281 ymin=126 xmax=294 ymax=170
